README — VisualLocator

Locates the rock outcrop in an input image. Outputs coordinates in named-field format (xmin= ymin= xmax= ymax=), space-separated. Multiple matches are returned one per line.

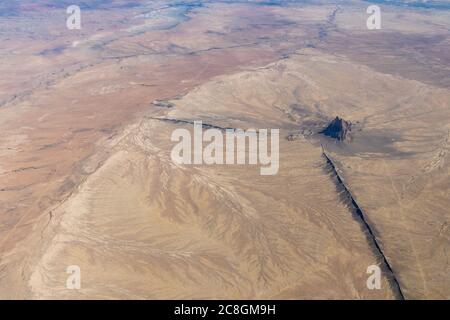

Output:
xmin=320 ymin=116 xmax=352 ymax=141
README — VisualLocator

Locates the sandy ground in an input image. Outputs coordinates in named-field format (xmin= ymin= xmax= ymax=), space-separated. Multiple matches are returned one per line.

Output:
xmin=0 ymin=0 xmax=449 ymax=299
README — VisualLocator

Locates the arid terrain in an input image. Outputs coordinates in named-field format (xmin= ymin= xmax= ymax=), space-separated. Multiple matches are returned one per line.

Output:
xmin=0 ymin=0 xmax=449 ymax=299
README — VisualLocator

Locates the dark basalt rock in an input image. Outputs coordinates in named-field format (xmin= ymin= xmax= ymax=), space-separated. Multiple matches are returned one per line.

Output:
xmin=320 ymin=116 xmax=352 ymax=141
xmin=152 ymin=100 xmax=174 ymax=109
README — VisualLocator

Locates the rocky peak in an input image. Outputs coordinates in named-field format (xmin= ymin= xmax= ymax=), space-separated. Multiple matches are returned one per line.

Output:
xmin=320 ymin=116 xmax=352 ymax=141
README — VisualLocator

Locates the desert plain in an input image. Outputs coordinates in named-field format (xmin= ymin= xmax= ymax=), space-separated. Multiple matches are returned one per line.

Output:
xmin=0 ymin=0 xmax=449 ymax=299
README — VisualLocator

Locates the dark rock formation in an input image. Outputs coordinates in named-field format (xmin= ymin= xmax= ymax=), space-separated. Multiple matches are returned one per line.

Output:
xmin=320 ymin=116 xmax=352 ymax=141
xmin=152 ymin=100 xmax=174 ymax=109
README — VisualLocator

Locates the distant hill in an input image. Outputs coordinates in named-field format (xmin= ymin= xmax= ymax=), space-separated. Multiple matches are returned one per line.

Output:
xmin=364 ymin=0 xmax=450 ymax=10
